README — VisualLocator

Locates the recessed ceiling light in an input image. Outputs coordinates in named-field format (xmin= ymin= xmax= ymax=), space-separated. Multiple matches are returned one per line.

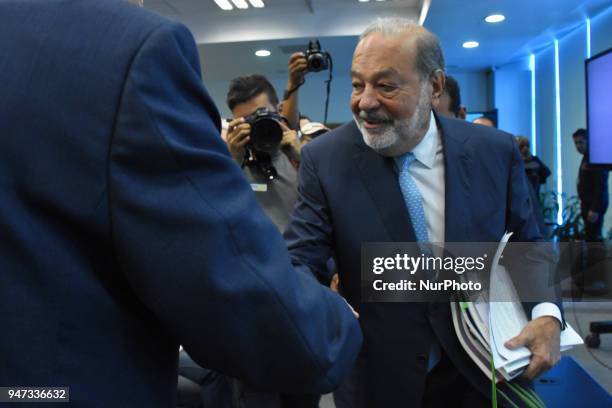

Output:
xmin=248 ymin=0 xmax=265 ymax=7
xmin=213 ymin=0 xmax=233 ymax=10
xmin=462 ymin=41 xmax=479 ymax=49
xmin=230 ymin=0 xmax=249 ymax=9
xmin=358 ymin=0 xmax=369 ymax=2
xmin=255 ymin=49 xmax=271 ymax=57
xmin=485 ymin=14 xmax=505 ymax=23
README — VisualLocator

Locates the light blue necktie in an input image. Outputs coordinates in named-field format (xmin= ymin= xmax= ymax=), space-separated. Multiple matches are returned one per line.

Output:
xmin=399 ymin=153 xmax=429 ymax=246
xmin=398 ymin=152 xmax=440 ymax=372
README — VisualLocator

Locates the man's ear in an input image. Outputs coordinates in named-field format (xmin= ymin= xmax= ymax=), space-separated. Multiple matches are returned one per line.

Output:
xmin=430 ymin=70 xmax=445 ymax=109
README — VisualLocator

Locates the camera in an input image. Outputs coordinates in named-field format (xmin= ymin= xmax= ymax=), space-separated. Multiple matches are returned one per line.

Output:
xmin=305 ymin=40 xmax=329 ymax=72
xmin=244 ymin=107 xmax=284 ymax=153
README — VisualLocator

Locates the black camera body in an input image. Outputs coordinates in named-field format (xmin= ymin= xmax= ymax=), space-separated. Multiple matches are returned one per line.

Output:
xmin=305 ymin=40 xmax=329 ymax=72
xmin=244 ymin=107 xmax=283 ymax=153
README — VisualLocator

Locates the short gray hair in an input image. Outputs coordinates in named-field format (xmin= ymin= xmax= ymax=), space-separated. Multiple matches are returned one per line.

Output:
xmin=360 ymin=18 xmax=445 ymax=81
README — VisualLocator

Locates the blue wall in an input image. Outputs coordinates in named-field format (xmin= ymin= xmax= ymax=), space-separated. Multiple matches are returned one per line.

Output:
xmin=535 ymin=44 xmax=557 ymax=196
xmin=494 ymin=6 xmax=612 ymax=235
xmin=446 ymin=69 xmax=491 ymax=113
xmin=493 ymin=60 xmax=531 ymax=137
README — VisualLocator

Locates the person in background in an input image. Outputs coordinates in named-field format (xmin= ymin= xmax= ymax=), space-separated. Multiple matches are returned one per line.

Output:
xmin=572 ymin=128 xmax=609 ymax=241
xmin=225 ymin=74 xmax=301 ymax=231
xmin=435 ymin=75 xmax=466 ymax=120
xmin=225 ymin=75 xmax=324 ymax=407
xmin=293 ymin=115 xmax=330 ymax=145
xmin=516 ymin=136 xmax=550 ymax=235
xmin=300 ymin=120 xmax=330 ymax=145
xmin=299 ymin=114 xmax=315 ymax=130
xmin=473 ymin=116 xmax=495 ymax=128
xmin=516 ymin=136 xmax=551 ymax=196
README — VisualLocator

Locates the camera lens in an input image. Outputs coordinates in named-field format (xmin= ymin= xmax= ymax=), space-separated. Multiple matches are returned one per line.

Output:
xmin=250 ymin=118 xmax=283 ymax=153
xmin=310 ymin=57 xmax=321 ymax=70
xmin=307 ymin=52 xmax=328 ymax=72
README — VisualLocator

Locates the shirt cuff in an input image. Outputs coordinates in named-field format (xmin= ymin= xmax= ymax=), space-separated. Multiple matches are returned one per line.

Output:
xmin=531 ymin=302 xmax=562 ymax=325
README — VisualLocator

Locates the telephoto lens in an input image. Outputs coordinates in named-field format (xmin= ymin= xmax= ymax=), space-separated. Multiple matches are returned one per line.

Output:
xmin=244 ymin=107 xmax=283 ymax=153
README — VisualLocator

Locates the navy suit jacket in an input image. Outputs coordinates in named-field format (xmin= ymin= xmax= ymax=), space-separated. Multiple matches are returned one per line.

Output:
xmin=0 ymin=1 xmax=361 ymax=406
xmin=285 ymin=115 xmax=560 ymax=406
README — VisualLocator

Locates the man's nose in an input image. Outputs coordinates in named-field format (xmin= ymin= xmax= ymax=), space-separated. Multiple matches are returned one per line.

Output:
xmin=358 ymin=87 xmax=380 ymax=112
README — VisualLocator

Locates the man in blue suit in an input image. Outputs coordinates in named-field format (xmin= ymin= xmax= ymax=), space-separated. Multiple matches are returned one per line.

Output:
xmin=0 ymin=1 xmax=361 ymax=406
xmin=285 ymin=19 xmax=562 ymax=407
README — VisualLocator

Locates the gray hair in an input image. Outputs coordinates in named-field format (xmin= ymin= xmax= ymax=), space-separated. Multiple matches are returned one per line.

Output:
xmin=360 ymin=18 xmax=445 ymax=81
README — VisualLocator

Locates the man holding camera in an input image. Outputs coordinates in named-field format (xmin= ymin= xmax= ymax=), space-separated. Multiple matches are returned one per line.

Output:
xmin=280 ymin=45 xmax=330 ymax=133
xmin=225 ymin=74 xmax=301 ymax=232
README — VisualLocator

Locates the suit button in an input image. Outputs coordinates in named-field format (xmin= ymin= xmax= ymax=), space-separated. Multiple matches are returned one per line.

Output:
xmin=417 ymin=353 xmax=428 ymax=362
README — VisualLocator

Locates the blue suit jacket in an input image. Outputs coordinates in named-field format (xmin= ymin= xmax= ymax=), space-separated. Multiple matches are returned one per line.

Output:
xmin=285 ymin=115 xmax=560 ymax=406
xmin=0 ymin=1 xmax=361 ymax=406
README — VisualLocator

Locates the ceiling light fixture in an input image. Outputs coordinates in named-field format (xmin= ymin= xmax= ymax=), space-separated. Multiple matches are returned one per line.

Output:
xmin=485 ymin=14 xmax=505 ymax=23
xmin=248 ymin=0 xmax=265 ymax=7
xmin=358 ymin=0 xmax=370 ymax=2
xmin=213 ymin=0 xmax=233 ymax=10
xmin=255 ymin=49 xmax=271 ymax=57
xmin=462 ymin=41 xmax=479 ymax=49
xmin=230 ymin=0 xmax=249 ymax=9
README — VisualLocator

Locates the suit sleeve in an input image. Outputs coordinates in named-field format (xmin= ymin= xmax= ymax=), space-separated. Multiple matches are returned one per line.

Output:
xmin=108 ymin=21 xmax=361 ymax=393
xmin=284 ymin=145 xmax=336 ymax=285
xmin=505 ymin=138 xmax=564 ymax=324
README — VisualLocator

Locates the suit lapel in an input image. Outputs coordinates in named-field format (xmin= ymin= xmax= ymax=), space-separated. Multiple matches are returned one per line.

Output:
xmin=437 ymin=115 xmax=474 ymax=242
xmin=351 ymin=116 xmax=474 ymax=244
xmin=352 ymin=134 xmax=417 ymax=243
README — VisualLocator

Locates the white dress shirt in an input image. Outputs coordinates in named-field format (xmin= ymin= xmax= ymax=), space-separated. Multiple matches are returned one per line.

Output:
xmin=395 ymin=111 xmax=561 ymax=323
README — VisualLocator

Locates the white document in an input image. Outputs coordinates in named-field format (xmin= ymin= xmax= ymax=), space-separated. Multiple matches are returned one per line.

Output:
xmin=488 ymin=232 xmax=584 ymax=371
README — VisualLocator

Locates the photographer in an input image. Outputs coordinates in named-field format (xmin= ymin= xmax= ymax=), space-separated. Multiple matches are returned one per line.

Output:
xmin=220 ymin=74 xmax=320 ymax=408
xmin=225 ymin=74 xmax=301 ymax=232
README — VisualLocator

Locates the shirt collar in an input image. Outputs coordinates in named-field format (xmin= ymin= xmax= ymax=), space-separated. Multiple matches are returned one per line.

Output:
xmin=394 ymin=111 xmax=438 ymax=169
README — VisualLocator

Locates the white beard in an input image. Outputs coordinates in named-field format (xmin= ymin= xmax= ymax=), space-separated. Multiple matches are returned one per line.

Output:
xmin=354 ymin=83 xmax=431 ymax=156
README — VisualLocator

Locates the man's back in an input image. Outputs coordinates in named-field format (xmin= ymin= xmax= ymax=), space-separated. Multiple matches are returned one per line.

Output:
xmin=0 ymin=3 xmax=174 ymax=405
xmin=0 ymin=1 xmax=361 ymax=406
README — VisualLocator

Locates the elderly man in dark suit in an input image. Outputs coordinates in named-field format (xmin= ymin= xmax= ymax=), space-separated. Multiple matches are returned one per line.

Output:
xmin=285 ymin=18 xmax=562 ymax=407
xmin=0 ymin=1 xmax=362 ymax=407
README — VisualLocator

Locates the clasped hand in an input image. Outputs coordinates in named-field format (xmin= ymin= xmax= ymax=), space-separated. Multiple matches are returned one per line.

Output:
xmin=505 ymin=316 xmax=561 ymax=379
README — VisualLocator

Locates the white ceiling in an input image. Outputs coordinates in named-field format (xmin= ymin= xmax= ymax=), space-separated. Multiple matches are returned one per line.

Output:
xmin=144 ymin=0 xmax=423 ymax=44
xmin=143 ymin=0 xmax=423 ymax=81
xmin=143 ymin=0 xmax=612 ymax=82
xmin=424 ymin=0 xmax=612 ymax=70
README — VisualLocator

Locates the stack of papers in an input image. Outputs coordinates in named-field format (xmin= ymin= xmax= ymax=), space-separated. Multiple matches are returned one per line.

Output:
xmin=451 ymin=232 xmax=584 ymax=383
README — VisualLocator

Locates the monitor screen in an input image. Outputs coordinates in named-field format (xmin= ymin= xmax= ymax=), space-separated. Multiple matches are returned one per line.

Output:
xmin=586 ymin=48 xmax=612 ymax=168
